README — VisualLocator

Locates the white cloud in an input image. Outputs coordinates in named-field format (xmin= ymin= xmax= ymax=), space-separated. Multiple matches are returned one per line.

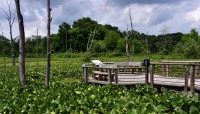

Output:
xmin=185 ymin=7 xmax=200 ymax=23
xmin=0 ymin=0 xmax=200 ymax=39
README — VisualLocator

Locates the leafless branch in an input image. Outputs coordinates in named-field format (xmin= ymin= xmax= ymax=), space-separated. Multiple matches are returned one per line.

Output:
xmin=1 ymin=8 xmax=9 ymax=19
xmin=11 ymin=10 xmax=16 ymax=25
xmin=129 ymin=5 xmax=133 ymax=32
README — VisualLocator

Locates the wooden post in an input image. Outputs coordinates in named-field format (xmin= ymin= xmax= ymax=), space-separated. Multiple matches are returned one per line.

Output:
xmin=145 ymin=66 xmax=149 ymax=84
xmin=184 ymin=65 xmax=188 ymax=92
xmin=150 ymin=65 xmax=154 ymax=86
xmin=162 ymin=64 xmax=166 ymax=77
xmin=115 ymin=69 xmax=118 ymax=84
xmin=82 ymin=65 xmax=88 ymax=82
xmin=195 ymin=65 xmax=200 ymax=77
xmin=108 ymin=69 xmax=112 ymax=84
xmin=190 ymin=65 xmax=195 ymax=94
xmin=166 ymin=65 xmax=169 ymax=77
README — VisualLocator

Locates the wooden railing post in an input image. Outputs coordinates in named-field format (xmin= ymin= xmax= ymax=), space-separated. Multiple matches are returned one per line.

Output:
xmin=190 ymin=65 xmax=195 ymax=94
xmin=166 ymin=65 xmax=169 ymax=77
xmin=145 ymin=66 xmax=149 ymax=84
xmin=184 ymin=65 xmax=188 ymax=92
xmin=82 ymin=65 xmax=88 ymax=82
xmin=150 ymin=64 xmax=154 ymax=86
xmin=108 ymin=69 xmax=112 ymax=84
xmin=114 ymin=69 xmax=118 ymax=84
xmin=162 ymin=64 xmax=166 ymax=77
xmin=195 ymin=65 xmax=200 ymax=77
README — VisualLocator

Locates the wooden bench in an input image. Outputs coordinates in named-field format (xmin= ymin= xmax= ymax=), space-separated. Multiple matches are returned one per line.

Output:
xmin=92 ymin=71 xmax=115 ymax=81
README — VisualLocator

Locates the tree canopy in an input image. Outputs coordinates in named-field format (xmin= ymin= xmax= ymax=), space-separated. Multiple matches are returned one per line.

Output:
xmin=1 ymin=16 xmax=199 ymax=59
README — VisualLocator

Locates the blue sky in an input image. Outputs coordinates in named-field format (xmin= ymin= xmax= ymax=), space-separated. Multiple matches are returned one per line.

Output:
xmin=0 ymin=0 xmax=200 ymax=38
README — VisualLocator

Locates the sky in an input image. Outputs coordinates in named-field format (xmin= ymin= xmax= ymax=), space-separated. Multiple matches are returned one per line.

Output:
xmin=0 ymin=0 xmax=200 ymax=39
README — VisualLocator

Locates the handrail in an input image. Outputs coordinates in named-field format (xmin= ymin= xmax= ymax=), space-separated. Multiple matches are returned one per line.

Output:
xmin=162 ymin=61 xmax=200 ymax=63
xmin=151 ymin=62 xmax=200 ymax=65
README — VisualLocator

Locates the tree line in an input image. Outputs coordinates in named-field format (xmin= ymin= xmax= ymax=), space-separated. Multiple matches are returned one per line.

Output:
xmin=1 ymin=17 xmax=200 ymax=59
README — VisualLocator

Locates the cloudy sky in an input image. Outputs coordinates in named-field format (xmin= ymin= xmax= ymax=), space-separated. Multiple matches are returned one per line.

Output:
xmin=0 ymin=0 xmax=200 ymax=39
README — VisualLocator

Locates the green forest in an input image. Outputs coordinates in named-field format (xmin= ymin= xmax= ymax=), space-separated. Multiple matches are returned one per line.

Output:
xmin=1 ymin=17 xmax=200 ymax=59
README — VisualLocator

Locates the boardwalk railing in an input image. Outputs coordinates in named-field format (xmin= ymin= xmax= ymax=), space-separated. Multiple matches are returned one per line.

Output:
xmin=151 ymin=62 xmax=200 ymax=93
xmin=83 ymin=61 xmax=200 ymax=94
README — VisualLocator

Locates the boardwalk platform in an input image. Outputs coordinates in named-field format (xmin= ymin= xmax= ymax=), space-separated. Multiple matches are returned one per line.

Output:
xmin=88 ymin=74 xmax=200 ymax=87
xmin=83 ymin=61 xmax=200 ymax=93
xmin=87 ymin=74 xmax=200 ymax=93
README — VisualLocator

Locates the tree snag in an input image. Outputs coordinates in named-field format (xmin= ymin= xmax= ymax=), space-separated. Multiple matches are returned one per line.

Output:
xmin=15 ymin=0 xmax=26 ymax=86
xmin=46 ymin=0 xmax=52 ymax=88
xmin=1 ymin=0 xmax=16 ymax=65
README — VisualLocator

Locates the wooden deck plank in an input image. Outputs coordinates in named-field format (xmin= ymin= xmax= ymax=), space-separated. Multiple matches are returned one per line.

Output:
xmin=87 ymin=74 xmax=200 ymax=89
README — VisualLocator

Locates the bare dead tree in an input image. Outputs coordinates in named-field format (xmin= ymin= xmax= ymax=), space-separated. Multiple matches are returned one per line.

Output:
xmin=160 ymin=25 xmax=169 ymax=35
xmin=145 ymin=32 xmax=149 ymax=58
xmin=0 ymin=22 xmax=6 ymax=66
xmin=125 ymin=25 xmax=130 ymax=62
xmin=129 ymin=5 xmax=133 ymax=32
xmin=86 ymin=28 xmax=96 ymax=53
xmin=1 ymin=0 xmax=16 ymax=65
xmin=15 ymin=0 xmax=26 ymax=86
xmin=36 ymin=28 xmax=39 ymax=66
xmin=85 ymin=28 xmax=96 ymax=62
xmin=46 ymin=0 xmax=52 ymax=88
xmin=65 ymin=29 xmax=68 ymax=63
xmin=160 ymin=25 xmax=169 ymax=52
xmin=125 ymin=5 xmax=134 ymax=62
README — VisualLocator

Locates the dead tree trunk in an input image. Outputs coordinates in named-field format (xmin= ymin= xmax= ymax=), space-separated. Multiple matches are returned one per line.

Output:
xmin=36 ymin=28 xmax=39 ymax=66
xmin=15 ymin=0 xmax=26 ymax=86
xmin=46 ymin=0 xmax=52 ymax=88
xmin=66 ymin=29 xmax=68 ymax=63
xmin=145 ymin=32 xmax=149 ymax=58
xmin=86 ymin=28 xmax=96 ymax=61
xmin=126 ymin=5 xmax=133 ymax=62
xmin=125 ymin=25 xmax=130 ymax=62
xmin=1 ymin=0 xmax=16 ymax=65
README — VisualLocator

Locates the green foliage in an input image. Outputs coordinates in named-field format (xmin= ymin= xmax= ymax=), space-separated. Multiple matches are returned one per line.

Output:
xmin=107 ymin=51 xmax=124 ymax=57
xmin=92 ymin=40 xmax=107 ymax=53
xmin=104 ymin=30 xmax=122 ymax=50
xmin=0 ymin=35 xmax=13 ymax=56
xmin=174 ymin=28 xmax=200 ymax=59
xmin=117 ymin=38 xmax=126 ymax=52
xmin=0 ymin=58 xmax=200 ymax=113
xmin=132 ymin=39 xmax=145 ymax=54
xmin=183 ymin=38 xmax=200 ymax=58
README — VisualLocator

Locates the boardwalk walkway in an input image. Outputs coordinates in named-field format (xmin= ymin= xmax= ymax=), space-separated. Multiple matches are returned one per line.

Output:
xmin=83 ymin=61 xmax=200 ymax=93
xmin=87 ymin=73 xmax=200 ymax=91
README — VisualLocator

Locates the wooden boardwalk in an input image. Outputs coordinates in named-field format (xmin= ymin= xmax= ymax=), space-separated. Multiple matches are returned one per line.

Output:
xmin=83 ymin=61 xmax=200 ymax=93
xmin=87 ymin=74 xmax=200 ymax=92
xmin=87 ymin=73 xmax=199 ymax=86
